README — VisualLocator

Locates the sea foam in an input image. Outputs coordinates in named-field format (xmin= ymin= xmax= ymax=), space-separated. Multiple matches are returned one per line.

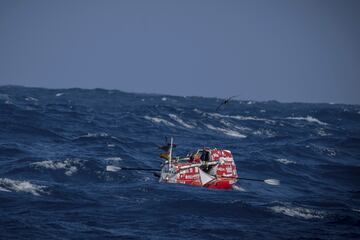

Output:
xmin=0 ymin=178 xmax=46 ymax=196
xmin=32 ymin=159 xmax=83 ymax=176
xmin=208 ymin=113 xmax=275 ymax=124
xmin=205 ymin=124 xmax=246 ymax=138
xmin=270 ymin=205 xmax=325 ymax=219
xmin=286 ymin=116 xmax=328 ymax=125
xmin=275 ymin=158 xmax=296 ymax=165
xmin=144 ymin=116 xmax=175 ymax=127
xmin=169 ymin=114 xmax=194 ymax=129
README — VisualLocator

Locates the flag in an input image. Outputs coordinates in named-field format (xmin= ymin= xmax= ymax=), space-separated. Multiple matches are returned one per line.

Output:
xmin=160 ymin=152 xmax=170 ymax=160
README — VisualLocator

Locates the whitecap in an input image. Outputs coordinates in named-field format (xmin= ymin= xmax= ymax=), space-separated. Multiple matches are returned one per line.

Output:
xmin=25 ymin=97 xmax=38 ymax=101
xmin=144 ymin=116 xmax=175 ymax=127
xmin=253 ymin=129 xmax=276 ymax=137
xmin=0 ymin=186 xmax=11 ymax=192
xmin=317 ymin=128 xmax=331 ymax=136
xmin=286 ymin=116 xmax=328 ymax=125
xmin=169 ymin=114 xmax=194 ymax=129
xmin=275 ymin=158 xmax=296 ymax=165
xmin=0 ymin=178 xmax=46 ymax=196
xmin=193 ymin=108 xmax=203 ymax=114
xmin=107 ymin=144 xmax=115 ymax=148
xmin=55 ymin=92 xmax=64 ymax=97
xmin=106 ymin=165 xmax=121 ymax=172
xmin=219 ymin=119 xmax=229 ymax=124
xmin=104 ymin=157 xmax=122 ymax=161
xmin=208 ymin=113 xmax=275 ymax=124
xmin=270 ymin=205 xmax=324 ymax=219
xmin=234 ymin=125 xmax=252 ymax=131
xmin=80 ymin=132 xmax=109 ymax=138
xmin=221 ymin=120 xmax=252 ymax=133
xmin=205 ymin=124 xmax=246 ymax=138
xmin=32 ymin=159 xmax=83 ymax=176
xmin=323 ymin=148 xmax=336 ymax=157
xmin=161 ymin=97 xmax=167 ymax=101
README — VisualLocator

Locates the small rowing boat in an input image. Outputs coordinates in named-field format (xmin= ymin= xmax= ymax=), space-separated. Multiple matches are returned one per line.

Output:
xmin=158 ymin=138 xmax=238 ymax=190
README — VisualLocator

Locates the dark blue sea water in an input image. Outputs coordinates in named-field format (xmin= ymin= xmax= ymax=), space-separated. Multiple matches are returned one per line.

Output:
xmin=0 ymin=86 xmax=359 ymax=239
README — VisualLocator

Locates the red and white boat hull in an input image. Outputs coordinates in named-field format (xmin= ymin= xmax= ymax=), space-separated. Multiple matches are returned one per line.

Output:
xmin=159 ymin=149 xmax=238 ymax=190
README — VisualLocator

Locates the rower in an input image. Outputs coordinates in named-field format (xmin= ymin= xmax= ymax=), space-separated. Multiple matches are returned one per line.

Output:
xmin=200 ymin=149 xmax=212 ymax=172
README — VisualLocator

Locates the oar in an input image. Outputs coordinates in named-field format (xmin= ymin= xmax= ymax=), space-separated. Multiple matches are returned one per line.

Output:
xmin=118 ymin=167 xmax=160 ymax=171
xmin=106 ymin=166 xmax=160 ymax=172
xmin=106 ymin=166 xmax=280 ymax=186
xmin=236 ymin=177 xmax=280 ymax=186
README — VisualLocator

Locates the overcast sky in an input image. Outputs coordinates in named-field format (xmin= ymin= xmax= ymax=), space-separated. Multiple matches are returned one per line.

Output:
xmin=0 ymin=0 xmax=359 ymax=104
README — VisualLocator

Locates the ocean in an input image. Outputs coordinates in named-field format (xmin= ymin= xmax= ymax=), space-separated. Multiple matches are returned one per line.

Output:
xmin=0 ymin=85 xmax=359 ymax=239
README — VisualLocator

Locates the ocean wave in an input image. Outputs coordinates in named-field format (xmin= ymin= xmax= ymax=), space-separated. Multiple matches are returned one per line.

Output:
xmin=270 ymin=205 xmax=325 ymax=219
xmin=0 ymin=178 xmax=46 ymax=196
xmin=79 ymin=132 xmax=109 ymax=138
xmin=31 ymin=159 xmax=83 ymax=176
xmin=322 ymin=148 xmax=336 ymax=157
xmin=253 ymin=129 xmax=276 ymax=138
xmin=193 ymin=108 xmax=204 ymax=114
xmin=144 ymin=116 xmax=175 ymax=127
xmin=1 ymin=86 xmax=359 ymax=239
xmin=75 ymin=133 xmax=120 ymax=142
xmin=55 ymin=92 xmax=64 ymax=97
xmin=316 ymin=128 xmax=331 ymax=136
xmin=0 ymin=93 xmax=10 ymax=100
xmin=275 ymin=158 xmax=296 ymax=165
xmin=25 ymin=97 xmax=38 ymax=101
xmin=286 ymin=116 xmax=328 ymax=125
xmin=208 ymin=113 xmax=275 ymax=124
xmin=105 ymin=165 xmax=121 ymax=172
xmin=169 ymin=114 xmax=194 ymax=129
xmin=205 ymin=124 xmax=246 ymax=138
xmin=104 ymin=157 xmax=122 ymax=161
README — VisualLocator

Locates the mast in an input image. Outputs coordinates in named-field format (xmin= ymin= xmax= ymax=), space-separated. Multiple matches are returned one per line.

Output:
xmin=169 ymin=137 xmax=173 ymax=168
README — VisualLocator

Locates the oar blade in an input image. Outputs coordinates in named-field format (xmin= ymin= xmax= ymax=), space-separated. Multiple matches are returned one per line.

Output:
xmin=264 ymin=179 xmax=280 ymax=186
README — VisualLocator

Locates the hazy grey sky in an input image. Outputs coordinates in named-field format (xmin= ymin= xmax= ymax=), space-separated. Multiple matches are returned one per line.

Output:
xmin=0 ymin=0 xmax=359 ymax=104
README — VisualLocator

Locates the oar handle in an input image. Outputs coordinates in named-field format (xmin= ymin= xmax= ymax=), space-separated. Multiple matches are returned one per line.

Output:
xmin=237 ymin=177 xmax=264 ymax=182
xmin=119 ymin=167 xmax=159 ymax=171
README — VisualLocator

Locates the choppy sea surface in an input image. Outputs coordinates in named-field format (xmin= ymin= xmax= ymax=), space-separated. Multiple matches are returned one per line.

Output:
xmin=0 ymin=85 xmax=359 ymax=239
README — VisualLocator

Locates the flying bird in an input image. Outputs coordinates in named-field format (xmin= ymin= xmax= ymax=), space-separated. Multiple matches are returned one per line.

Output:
xmin=215 ymin=95 xmax=241 ymax=111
